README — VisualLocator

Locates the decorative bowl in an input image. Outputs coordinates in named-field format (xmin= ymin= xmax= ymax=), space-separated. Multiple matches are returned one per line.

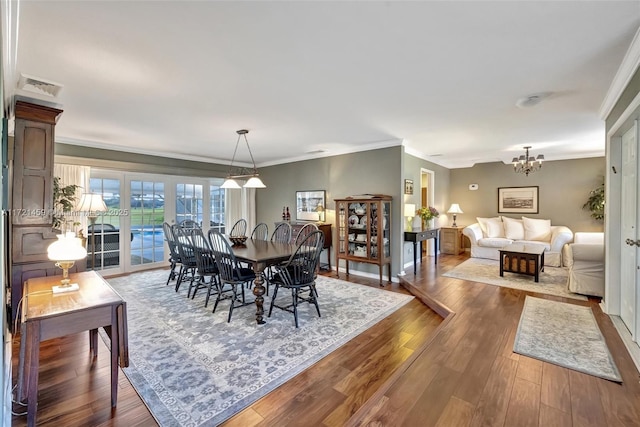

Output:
xmin=229 ymin=235 xmax=248 ymax=246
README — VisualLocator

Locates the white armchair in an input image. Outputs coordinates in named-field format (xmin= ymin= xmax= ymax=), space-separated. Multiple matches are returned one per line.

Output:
xmin=563 ymin=232 xmax=604 ymax=297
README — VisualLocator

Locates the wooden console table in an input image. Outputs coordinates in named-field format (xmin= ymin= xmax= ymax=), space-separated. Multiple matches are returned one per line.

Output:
xmin=18 ymin=271 xmax=128 ymax=426
xmin=404 ymin=229 xmax=439 ymax=274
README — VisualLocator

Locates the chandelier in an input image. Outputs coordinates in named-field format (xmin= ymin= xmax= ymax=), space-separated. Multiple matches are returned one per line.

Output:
xmin=221 ymin=129 xmax=266 ymax=189
xmin=511 ymin=146 xmax=544 ymax=176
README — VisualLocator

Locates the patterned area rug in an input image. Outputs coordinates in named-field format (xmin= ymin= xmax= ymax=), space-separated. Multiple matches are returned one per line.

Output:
xmin=106 ymin=270 xmax=413 ymax=426
xmin=442 ymin=258 xmax=587 ymax=301
xmin=514 ymin=296 xmax=621 ymax=382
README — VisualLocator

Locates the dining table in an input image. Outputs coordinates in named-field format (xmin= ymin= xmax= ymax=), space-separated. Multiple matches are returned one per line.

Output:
xmin=231 ymin=239 xmax=295 ymax=324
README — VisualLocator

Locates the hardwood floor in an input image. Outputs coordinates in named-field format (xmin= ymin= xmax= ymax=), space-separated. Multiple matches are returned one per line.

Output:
xmin=11 ymin=254 xmax=640 ymax=426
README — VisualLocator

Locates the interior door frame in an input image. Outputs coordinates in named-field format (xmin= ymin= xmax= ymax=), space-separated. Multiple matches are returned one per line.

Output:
xmin=604 ymin=91 xmax=640 ymax=342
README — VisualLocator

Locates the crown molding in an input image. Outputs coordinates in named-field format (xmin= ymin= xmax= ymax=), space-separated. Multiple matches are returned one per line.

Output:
xmin=599 ymin=26 xmax=640 ymax=120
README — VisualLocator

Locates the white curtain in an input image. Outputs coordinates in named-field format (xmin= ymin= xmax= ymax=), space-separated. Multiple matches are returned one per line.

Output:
xmin=53 ymin=163 xmax=90 ymax=235
xmin=225 ymin=185 xmax=256 ymax=235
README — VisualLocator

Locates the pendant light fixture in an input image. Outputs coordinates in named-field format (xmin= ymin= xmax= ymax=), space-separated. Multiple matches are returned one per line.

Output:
xmin=221 ymin=129 xmax=266 ymax=189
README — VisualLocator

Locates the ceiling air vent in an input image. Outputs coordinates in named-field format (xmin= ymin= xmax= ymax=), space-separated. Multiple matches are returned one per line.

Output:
xmin=17 ymin=73 xmax=63 ymax=97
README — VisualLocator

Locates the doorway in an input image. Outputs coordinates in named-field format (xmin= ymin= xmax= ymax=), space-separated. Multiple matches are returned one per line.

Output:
xmin=420 ymin=168 xmax=435 ymax=256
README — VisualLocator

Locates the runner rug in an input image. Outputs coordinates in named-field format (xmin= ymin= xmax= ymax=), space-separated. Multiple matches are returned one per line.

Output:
xmin=442 ymin=258 xmax=587 ymax=301
xmin=106 ymin=269 xmax=413 ymax=426
xmin=514 ymin=296 xmax=622 ymax=382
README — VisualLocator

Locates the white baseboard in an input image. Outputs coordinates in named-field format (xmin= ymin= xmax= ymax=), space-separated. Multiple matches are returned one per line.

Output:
xmin=335 ymin=266 xmax=400 ymax=283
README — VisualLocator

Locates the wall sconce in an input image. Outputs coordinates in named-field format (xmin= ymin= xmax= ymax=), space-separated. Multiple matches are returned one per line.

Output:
xmin=47 ymin=232 xmax=87 ymax=293
xmin=447 ymin=203 xmax=463 ymax=227
xmin=404 ymin=203 xmax=416 ymax=231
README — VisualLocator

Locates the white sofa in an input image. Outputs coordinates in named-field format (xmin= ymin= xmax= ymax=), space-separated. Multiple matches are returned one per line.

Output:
xmin=562 ymin=232 xmax=604 ymax=297
xmin=462 ymin=216 xmax=573 ymax=267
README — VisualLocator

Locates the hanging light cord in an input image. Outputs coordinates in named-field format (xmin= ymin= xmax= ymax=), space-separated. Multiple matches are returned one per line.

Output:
xmin=240 ymin=130 xmax=259 ymax=174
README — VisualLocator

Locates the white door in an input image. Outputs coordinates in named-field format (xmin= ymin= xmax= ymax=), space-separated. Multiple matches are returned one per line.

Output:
xmin=620 ymin=122 xmax=638 ymax=338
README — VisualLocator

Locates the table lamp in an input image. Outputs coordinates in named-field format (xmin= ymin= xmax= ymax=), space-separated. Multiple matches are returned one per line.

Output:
xmin=77 ymin=193 xmax=107 ymax=270
xmin=316 ymin=204 xmax=325 ymax=222
xmin=447 ymin=203 xmax=463 ymax=227
xmin=47 ymin=232 xmax=88 ymax=293
xmin=404 ymin=203 xmax=416 ymax=231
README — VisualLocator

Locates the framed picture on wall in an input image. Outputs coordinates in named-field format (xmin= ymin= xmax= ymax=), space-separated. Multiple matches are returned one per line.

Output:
xmin=498 ymin=186 xmax=539 ymax=214
xmin=296 ymin=190 xmax=326 ymax=221
xmin=404 ymin=179 xmax=414 ymax=195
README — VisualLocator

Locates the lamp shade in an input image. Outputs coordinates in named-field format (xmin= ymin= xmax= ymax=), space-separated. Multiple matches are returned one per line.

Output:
xmin=404 ymin=204 xmax=416 ymax=217
xmin=220 ymin=178 xmax=241 ymax=189
xmin=48 ymin=233 xmax=87 ymax=261
xmin=77 ymin=193 xmax=107 ymax=213
xmin=243 ymin=176 xmax=266 ymax=188
xmin=447 ymin=203 xmax=463 ymax=214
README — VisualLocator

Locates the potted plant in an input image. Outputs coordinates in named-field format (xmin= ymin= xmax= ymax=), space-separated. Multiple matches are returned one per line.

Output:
xmin=417 ymin=206 xmax=439 ymax=230
xmin=583 ymin=180 xmax=604 ymax=221
xmin=52 ymin=177 xmax=81 ymax=231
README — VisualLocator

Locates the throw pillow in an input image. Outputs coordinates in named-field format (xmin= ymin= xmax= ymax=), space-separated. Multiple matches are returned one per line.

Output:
xmin=484 ymin=217 xmax=505 ymax=238
xmin=476 ymin=217 xmax=501 ymax=237
xmin=502 ymin=216 xmax=525 ymax=240
xmin=522 ymin=217 xmax=551 ymax=242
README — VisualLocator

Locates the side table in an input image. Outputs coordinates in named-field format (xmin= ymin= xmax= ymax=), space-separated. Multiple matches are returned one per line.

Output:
xmin=404 ymin=229 xmax=440 ymax=274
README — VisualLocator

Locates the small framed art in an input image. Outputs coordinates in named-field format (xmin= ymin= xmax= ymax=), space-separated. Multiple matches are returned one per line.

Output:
xmin=498 ymin=186 xmax=539 ymax=214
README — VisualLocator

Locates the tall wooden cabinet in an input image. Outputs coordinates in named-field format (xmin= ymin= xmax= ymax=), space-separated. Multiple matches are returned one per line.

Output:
xmin=9 ymin=101 xmax=81 ymax=324
xmin=335 ymin=195 xmax=392 ymax=285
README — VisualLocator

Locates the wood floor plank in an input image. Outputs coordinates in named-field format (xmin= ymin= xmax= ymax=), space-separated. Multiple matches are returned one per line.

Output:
xmin=516 ymin=356 xmax=543 ymax=385
xmin=540 ymin=362 xmax=571 ymax=414
xmin=569 ymin=370 xmax=607 ymax=427
xmin=504 ymin=377 xmax=540 ymax=427
xmin=469 ymin=356 xmax=519 ymax=427
xmin=538 ymin=403 xmax=572 ymax=427
xmin=435 ymin=396 xmax=475 ymax=427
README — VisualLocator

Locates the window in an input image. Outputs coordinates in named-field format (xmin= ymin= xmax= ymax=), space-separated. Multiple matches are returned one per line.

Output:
xmin=210 ymin=185 xmax=225 ymax=234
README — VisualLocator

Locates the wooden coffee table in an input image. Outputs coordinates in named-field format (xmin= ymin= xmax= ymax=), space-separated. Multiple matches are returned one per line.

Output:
xmin=499 ymin=243 xmax=546 ymax=282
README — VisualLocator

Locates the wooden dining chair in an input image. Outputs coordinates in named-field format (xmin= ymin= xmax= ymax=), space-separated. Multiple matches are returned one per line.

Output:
xmin=229 ymin=219 xmax=247 ymax=237
xmin=208 ymin=230 xmax=256 ymax=321
xmin=172 ymin=225 xmax=198 ymax=293
xmin=271 ymin=222 xmax=292 ymax=243
xmin=294 ymin=222 xmax=318 ymax=245
xmin=251 ymin=223 xmax=269 ymax=241
xmin=162 ymin=222 xmax=182 ymax=287
xmin=189 ymin=228 xmax=221 ymax=307
xmin=268 ymin=230 xmax=325 ymax=328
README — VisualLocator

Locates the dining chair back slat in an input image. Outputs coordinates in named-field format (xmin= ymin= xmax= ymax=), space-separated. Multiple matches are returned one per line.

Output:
xmin=190 ymin=228 xmax=221 ymax=307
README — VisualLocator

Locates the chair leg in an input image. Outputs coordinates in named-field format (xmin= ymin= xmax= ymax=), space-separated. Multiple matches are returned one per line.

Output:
xmin=310 ymin=284 xmax=321 ymax=317
xmin=175 ymin=265 xmax=185 ymax=292
xmin=268 ymin=284 xmax=280 ymax=317
xmin=228 ymin=284 xmax=239 ymax=322
xmin=292 ymin=288 xmax=299 ymax=328
xmin=212 ymin=281 xmax=223 ymax=314
xmin=166 ymin=261 xmax=176 ymax=286
xmin=205 ymin=276 xmax=216 ymax=308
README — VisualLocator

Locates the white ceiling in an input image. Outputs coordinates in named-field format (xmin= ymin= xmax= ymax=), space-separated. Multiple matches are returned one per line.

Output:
xmin=12 ymin=1 xmax=640 ymax=169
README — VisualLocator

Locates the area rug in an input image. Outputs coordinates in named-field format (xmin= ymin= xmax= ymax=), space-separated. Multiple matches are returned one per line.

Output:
xmin=442 ymin=258 xmax=587 ymax=301
xmin=106 ymin=269 xmax=413 ymax=426
xmin=514 ymin=296 xmax=621 ymax=382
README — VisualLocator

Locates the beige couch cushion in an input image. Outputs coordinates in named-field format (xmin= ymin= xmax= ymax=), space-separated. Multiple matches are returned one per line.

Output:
xmin=523 ymin=217 xmax=551 ymax=242
xmin=478 ymin=237 xmax=514 ymax=248
xmin=502 ymin=217 xmax=524 ymax=240
xmin=477 ymin=217 xmax=503 ymax=237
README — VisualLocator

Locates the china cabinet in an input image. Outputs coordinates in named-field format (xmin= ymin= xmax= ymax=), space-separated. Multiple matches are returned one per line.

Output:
xmin=334 ymin=195 xmax=392 ymax=285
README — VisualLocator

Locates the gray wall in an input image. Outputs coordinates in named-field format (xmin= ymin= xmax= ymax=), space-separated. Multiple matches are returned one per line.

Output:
xmin=450 ymin=157 xmax=606 ymax=235
xmin=257 ymin=146 xmax=405 ymax=277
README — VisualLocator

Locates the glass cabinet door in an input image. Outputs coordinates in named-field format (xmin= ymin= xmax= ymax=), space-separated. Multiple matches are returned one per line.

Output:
xmin=337 ymin=201 xmax=347 ymax=255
